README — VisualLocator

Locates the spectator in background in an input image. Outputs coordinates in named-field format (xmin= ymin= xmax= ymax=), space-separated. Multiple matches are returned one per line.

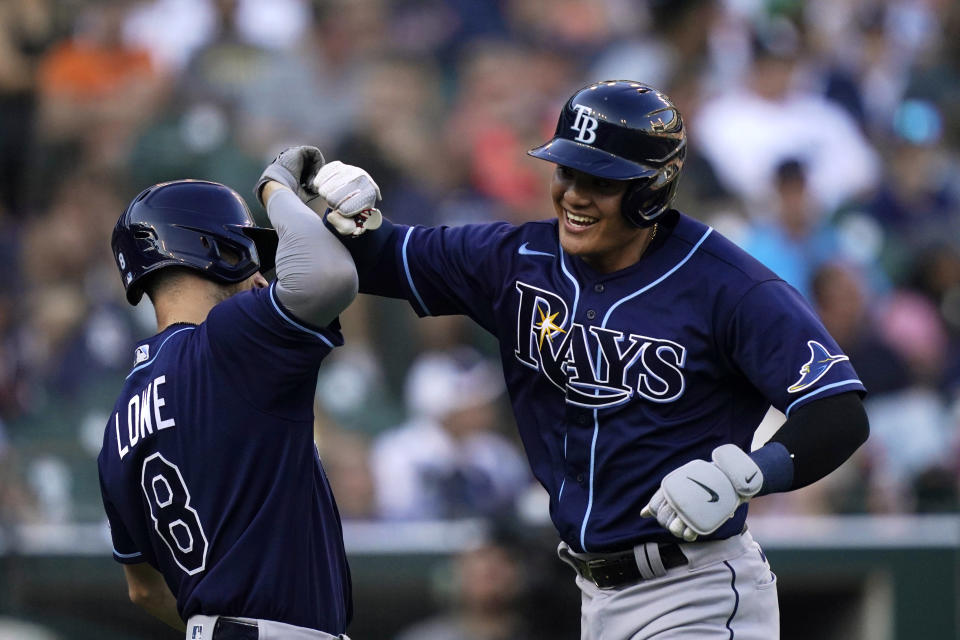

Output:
xmin=180 ymin=0 xmax=387 ymax=152
xmin=320 ymin=427 xmax=378 ymax=520
xmin=840 ymin=100 xmax=959 ymax=278
xmin=444 ymin=40 xmax=558 ymax=224
xmin=124 ymin=95 xmax=264 ymax=195
xmin=371 ymin=347 xmax=530 ymax=520
xmin=0 ymin=0 xmax=52 ymax=215
xmin=394 ymin=535 xmax=533 ymax=640
xmin=811 ymin=262 xmax=910 ymax=397
xmin=907 ymin=244 xmax=960 ymax=397
xmin=35 ymin=0 xmax=167 ymax=177
xmin=589 ymin=0 xmax=721 ymax=94
xmin=739 ymin=158 xmax=841 ymax=300
xmin=334 ymin=55 xmax=451 ymax=226
xmin=695 ymin=19 xmax=879 ymax=215
xmin=817 ymin=4 xmax=913 ymax=136
xmin=850 ymin=272 xmax=956 ymax=513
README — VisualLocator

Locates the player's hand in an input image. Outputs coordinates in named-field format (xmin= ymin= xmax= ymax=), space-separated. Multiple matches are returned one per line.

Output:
xmin=312 ymin=161 xmax=383 ymax=237
xmin=640 ymin=444 xmax=763 ymax=542
xmin=255 ymin=145 xmax=325 ymax=207
xmin=312 ymin=160 xmax=381 ymax=216
xmin=326 ymin=208 xmax=383 ymax=237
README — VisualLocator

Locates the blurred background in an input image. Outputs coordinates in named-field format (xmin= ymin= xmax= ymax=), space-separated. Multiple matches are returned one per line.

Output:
xmin=0 ymin=0 xmax=958 ymax=638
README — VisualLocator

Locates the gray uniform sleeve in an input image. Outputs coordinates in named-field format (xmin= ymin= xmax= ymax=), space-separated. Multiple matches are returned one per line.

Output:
xmin=265 ymin=188 xmax=358 ymax=326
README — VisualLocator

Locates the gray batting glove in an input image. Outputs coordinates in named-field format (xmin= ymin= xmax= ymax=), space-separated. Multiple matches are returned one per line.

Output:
xmin=255 ymin=145 xmax=325 ymax=207
xmin=640 ymin=444 xmax=763 ymax=541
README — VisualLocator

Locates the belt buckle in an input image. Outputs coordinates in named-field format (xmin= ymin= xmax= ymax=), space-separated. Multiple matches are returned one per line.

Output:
xmin=583 ymin=557 xmax=608 ymax=584
xmin=586 ymin=553 xmax=635 ymax=589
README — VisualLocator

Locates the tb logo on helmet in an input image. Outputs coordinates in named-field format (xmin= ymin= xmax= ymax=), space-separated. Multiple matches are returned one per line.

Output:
xmin=570 ymin=104 xmax=599 ymax=144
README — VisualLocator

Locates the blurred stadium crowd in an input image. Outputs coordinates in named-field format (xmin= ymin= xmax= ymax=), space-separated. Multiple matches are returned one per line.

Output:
xmin=0 ymin=0 xmax=959 ymax=546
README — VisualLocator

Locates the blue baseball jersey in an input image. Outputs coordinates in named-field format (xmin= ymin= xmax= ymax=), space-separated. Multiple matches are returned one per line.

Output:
xmin=361 ymin=211 xmax=864 ymax=552
xmin=97 ymin=282 xmax=352 ymax=634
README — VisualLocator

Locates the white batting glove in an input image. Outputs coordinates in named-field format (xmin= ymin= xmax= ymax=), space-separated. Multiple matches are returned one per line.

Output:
xmin=640 ymin=445 xmax=763 ymax=542
xmin=311 ymin=160 xmax=381 ymax=216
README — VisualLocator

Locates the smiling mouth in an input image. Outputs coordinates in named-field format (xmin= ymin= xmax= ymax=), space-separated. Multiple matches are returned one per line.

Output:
xmin=564 ymin=209 xmax=598 ymax=228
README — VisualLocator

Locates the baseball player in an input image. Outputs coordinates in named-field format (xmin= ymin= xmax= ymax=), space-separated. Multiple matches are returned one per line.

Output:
xmin=97 ymin=146 xmax=368 ymax=639
xmin=311 ymin=81 xmax=870 ymax=638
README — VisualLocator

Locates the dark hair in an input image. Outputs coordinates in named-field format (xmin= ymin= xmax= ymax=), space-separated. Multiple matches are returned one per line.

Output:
xmin=141 ymin=266 xmax=195 ymax=303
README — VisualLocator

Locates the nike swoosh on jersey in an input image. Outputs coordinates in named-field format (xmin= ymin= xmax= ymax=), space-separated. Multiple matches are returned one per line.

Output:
xmin=518 ymin=242 xmax=554 ymax=257
xmin=688 ymin=477 xmax=720 ymax=502
xmin=745 ymin=471 xmax=758 ymax=483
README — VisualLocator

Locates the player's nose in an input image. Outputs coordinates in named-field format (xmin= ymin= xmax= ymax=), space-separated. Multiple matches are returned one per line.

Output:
xmin=563 ymin=180 xmax=593 ymax=207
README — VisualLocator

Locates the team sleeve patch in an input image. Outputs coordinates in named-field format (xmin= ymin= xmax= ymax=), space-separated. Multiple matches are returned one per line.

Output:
xmin=787 ymin=340 xmax=850 ymax=393
xmin=725 ymin=279 xmax=864 ymax=416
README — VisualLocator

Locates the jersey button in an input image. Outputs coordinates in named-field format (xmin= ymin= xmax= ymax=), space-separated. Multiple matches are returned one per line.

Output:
xmin=594 ymin=283 xmax=604 ymax=293
xmin=586 ymin=309 xmax=597 ymax=320
xmin=576 ymin=474 xmax=585 ymax=485
xmin=577 ymin=414 xmax=589 ymax=425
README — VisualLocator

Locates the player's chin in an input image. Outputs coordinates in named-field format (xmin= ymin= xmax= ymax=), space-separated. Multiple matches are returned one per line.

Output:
xmin=558 ymin=217 xmax=602 ymax=253
xmin=558 ymin=228 xmax=597 ymax=257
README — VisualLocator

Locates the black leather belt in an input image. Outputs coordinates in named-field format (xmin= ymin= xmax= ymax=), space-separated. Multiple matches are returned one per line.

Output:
xmin=566 ymin=543 xmax=688 ymax=589
xmin=213 ymin=618 xmax=258 ymax=640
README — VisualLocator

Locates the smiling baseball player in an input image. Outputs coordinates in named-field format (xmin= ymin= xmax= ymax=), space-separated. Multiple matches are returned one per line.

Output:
xmin=310 ymin=81 xmax=870 ymax=639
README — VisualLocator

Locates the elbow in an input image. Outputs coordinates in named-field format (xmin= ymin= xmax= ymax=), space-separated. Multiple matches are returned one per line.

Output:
xmin=852 ymin=400 xmax=870 ymax=451
xmin=128 ymin=583 xmax=161 ymax=609
xmin=338 ymin=263 xmax=360 ymax=305
xmin=280 ymin=263 xmax=359 ymax=326
xmin=319 ymin=262 xmax=359 ymax=316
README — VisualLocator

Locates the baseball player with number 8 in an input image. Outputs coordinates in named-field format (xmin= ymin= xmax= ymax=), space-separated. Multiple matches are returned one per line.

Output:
xmin=98 ymin=147 xmax=365 ymax=639
xmin=307 ymin=80 xmax=870 ymax=639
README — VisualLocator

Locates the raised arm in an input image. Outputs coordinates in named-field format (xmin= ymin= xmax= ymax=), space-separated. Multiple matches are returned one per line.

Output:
xmin=256 ymin=147 xmax=359 ymax=327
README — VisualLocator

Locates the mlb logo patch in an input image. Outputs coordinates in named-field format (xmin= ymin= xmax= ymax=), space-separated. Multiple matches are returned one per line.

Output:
xmin=191 ymin=624 xmax=203 ymax=639
xmin=134 ymin=344 xmax=150 ymax=364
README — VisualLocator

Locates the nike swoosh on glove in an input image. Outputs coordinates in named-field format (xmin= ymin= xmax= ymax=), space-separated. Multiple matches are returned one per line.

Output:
xmin=640 ymin=444 xmax=763 ymax=541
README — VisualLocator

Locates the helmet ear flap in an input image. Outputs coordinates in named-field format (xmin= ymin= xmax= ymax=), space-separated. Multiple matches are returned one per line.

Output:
xmin=621 ymin=178 xmax=681 ymax=227
xmin=620 ymin=148 xmax=685 ymax=227
xmin=621 ymin=180 xmax=654 ymax=227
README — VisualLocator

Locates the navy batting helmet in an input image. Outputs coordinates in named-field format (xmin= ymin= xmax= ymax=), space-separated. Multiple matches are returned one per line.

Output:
xmin=528 ymin=80 xmax=686 ymax=227
xmin=111 ymin=179 xmax=278 ymax=305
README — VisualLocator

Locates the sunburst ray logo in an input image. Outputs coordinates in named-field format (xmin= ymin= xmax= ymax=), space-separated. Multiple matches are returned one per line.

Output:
xmin=534 ymin=305 xmax=566 ymax=349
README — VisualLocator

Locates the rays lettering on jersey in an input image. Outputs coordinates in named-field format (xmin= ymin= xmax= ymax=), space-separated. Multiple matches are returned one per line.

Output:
xmin=513 ymin=282 xmax=686 ymax=408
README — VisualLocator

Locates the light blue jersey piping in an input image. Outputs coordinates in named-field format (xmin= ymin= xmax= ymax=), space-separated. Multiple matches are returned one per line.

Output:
xmin=579 ymin=227 xmax=713 ymax=551
xmin=785 ymin=379 xmax=862 ymax=416
xmin=126 ymin=327 xmax=196 ymax=380
xmin=557 ymin=242 xmax=581 ymax=505
xmin=269 ymin=282 xmax=335 ymax=348
xmin=402 ymin=227 xmax=431 ymax=315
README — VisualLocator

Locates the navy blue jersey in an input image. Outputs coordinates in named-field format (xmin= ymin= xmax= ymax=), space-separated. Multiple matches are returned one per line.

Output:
xmin=97 ymin=282 xmax=352 ymax=634
xmin=361 ymin=212 xmax=864 ymax=552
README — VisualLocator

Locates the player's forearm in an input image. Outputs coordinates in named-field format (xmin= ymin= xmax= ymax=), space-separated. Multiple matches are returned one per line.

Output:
xmin=752 ymin=391 xmax=869 ymax=494
xmin=265 ymin=185 xmax=359 ymax=325
xmin=125 ymin=565 xmax=186 ymax=632
xmin=325 ymin=213 xmax=412 ymax=297
xmin=134 ymin=589 xmax=185 ymax=631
